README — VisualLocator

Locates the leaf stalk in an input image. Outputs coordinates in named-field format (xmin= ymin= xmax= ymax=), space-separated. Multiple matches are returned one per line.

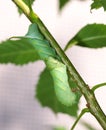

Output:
xmin=92 ymin=82 xmax=106 ymax=92
xmin=71 ymin=108 xmax=89 ymax=130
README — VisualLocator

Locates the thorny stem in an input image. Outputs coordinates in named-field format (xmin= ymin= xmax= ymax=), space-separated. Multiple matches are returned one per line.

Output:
xmin=12 ymin=0 xmax=106 ymax=129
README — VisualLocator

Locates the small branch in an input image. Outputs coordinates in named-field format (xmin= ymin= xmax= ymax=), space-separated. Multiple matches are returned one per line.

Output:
xmin=92 ymin=82 xmax=106 ymax=92
xmin=12 ymin=0 xmax=106 ymax=129
xmin=71 ymin=108 xmax=89 ymax=130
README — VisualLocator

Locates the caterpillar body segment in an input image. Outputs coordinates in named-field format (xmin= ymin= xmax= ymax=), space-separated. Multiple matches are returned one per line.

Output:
xmin=46 ymin=57 xmax=76 ymax=106
xmin=30 ymin=39 xmax=57 ymax=60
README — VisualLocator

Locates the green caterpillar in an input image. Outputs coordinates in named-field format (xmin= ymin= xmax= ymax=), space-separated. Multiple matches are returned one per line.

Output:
xmin=46 ymin=57 xmax=76 ymax=106
xmin=20 ymin=23 xmax=77 ymax=106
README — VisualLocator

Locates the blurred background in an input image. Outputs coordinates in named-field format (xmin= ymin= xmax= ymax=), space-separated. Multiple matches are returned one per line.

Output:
xmin=0 ymin=0 xmax=106 ymax=130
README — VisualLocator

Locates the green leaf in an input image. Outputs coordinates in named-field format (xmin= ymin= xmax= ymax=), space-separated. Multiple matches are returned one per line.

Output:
xmin=91 ymin=0 xmax=102 ymax=10
xmin=0 ymin=23 xmax=55 ymax=65
xmin=101 ymin=0 xmax=106 ymax=10
xmin=91 ymin=0 xmax=106 ymax=11
xmin=0 ymin=39 xmax=39 ymax=65
xmin=65 ymin=24 xmax=106 ymax=50
xmin=18 ymin=0 xmax=35 ymax=14
xmin=0 ymin=23 xmax=47 ymax=65
xmin=36 ymin=68 xmax=81 ymax=117
xmin=59 ymin=0 xmax=70 ymax=10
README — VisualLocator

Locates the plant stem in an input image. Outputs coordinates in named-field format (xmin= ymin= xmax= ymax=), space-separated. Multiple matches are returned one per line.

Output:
xmin=92 ymin=82 xmax=106 ymax=92
xmin=12 ymin=0 xmax=106 ymax=129
xmin=71 ymin=108 xmax=89 ymax=130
